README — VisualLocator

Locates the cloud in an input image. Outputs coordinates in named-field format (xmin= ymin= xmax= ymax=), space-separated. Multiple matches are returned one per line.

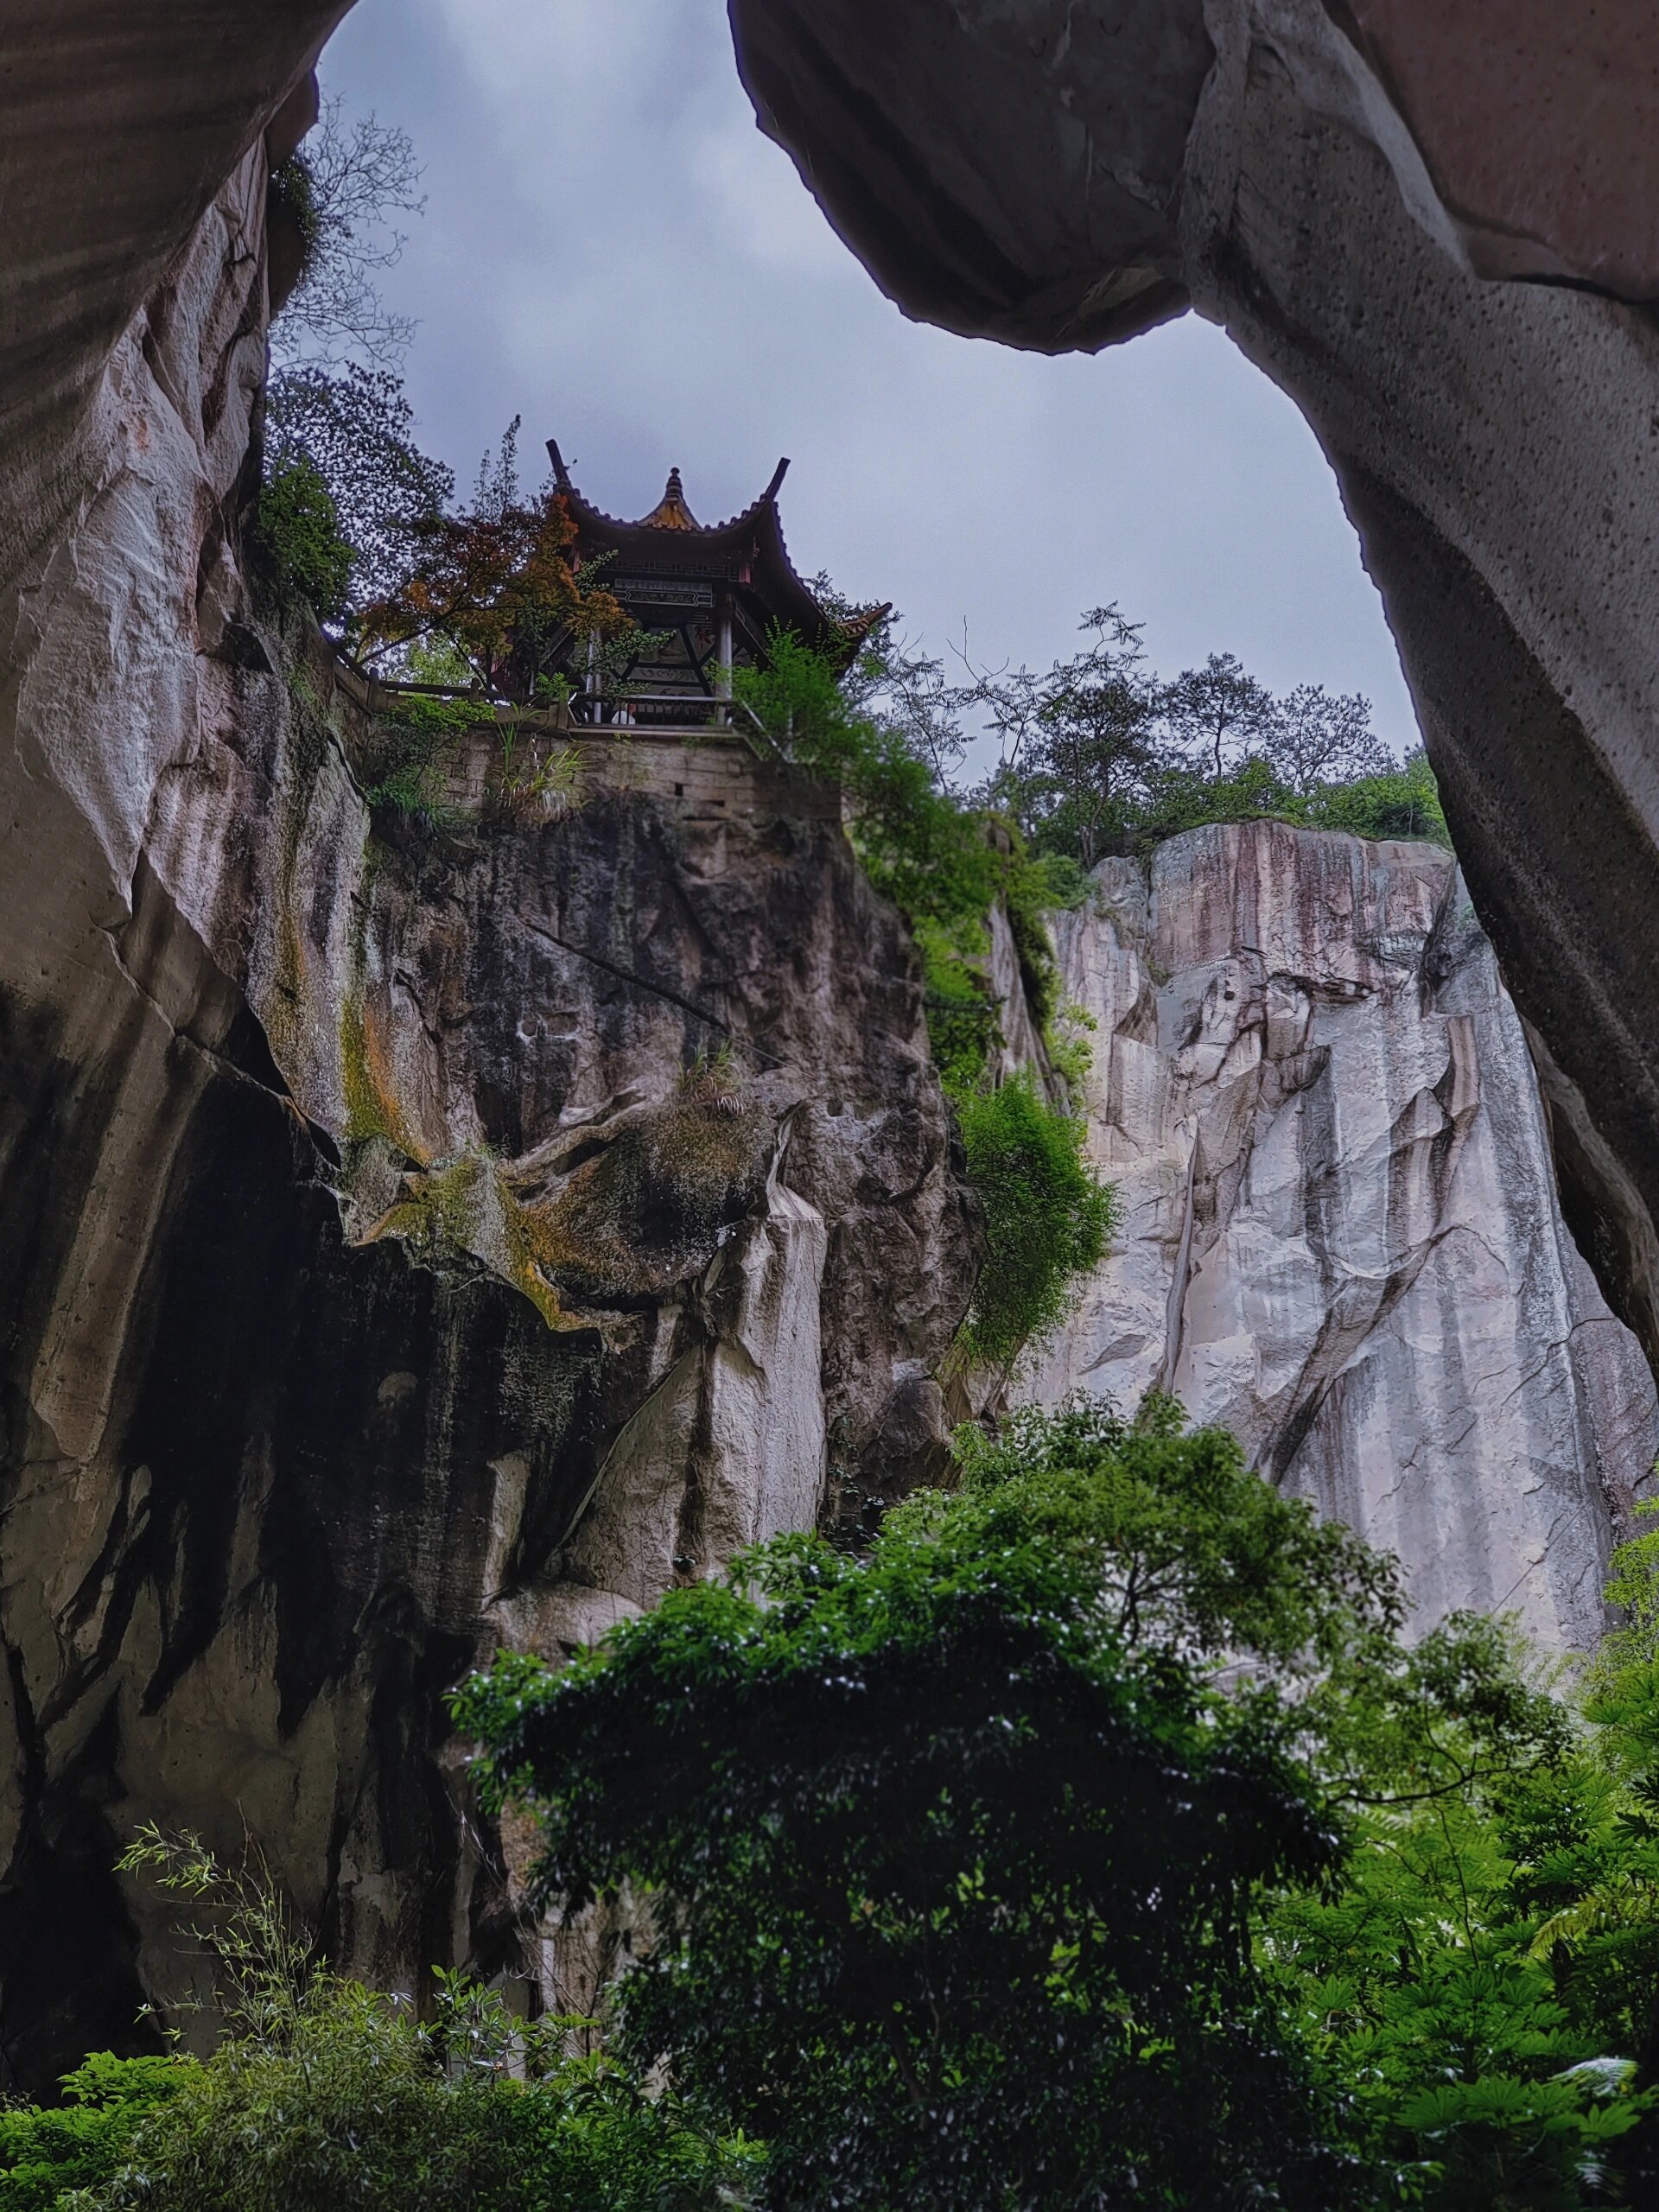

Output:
xmin=319 ymin=0 xmax=1420 ymax=750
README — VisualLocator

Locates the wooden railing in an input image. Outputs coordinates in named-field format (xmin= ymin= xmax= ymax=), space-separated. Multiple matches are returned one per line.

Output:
xmin=567 ymin=691 xmax=767 ymax=738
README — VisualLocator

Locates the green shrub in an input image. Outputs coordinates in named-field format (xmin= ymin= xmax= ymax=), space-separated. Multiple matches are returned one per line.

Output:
xmin=737 ymin=635 xmax=1115 ymax=1360
xmin=0 ymin=1830 xmax=751 ymax=2212
xmin=1133 ymin=754 xmax=1303 ymax=846
xmin=734 ymin=628 xmax=999 ymax=936
xmin=99 ymin=1991 xmax=735 ymax=2212
xmin=251 ymin=458 xmax=353 ymax=621
xmin=914 ymin=912 xmax=1001 ymax=1096
xmin=360 ymin=690 xmax=492 ymax=829
xmin=1044 ymin=998 xmax=1098 ymax=1109
xmin=266 ymin=153 xmax=322 ymax=271
xmin=1001 ymin=845 xmax=1067 ymax=1033
xmin=1120 ymin=748 xmax=1451 ymax=853
xmin=955 ymin=1070 xmax=1115 ymax=1370
xmin=0 ymin=2051 xmax=182 ymax=2210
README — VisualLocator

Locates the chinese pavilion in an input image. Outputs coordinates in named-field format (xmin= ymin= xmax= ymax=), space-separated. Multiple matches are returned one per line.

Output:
xmin=544 ymin=440 xmax=886 ymax=724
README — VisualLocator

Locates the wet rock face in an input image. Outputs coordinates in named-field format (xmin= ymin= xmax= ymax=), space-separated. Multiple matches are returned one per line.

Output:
xmin=0 ymin=156 xmax=973 ymax=2090
xmin=728 ymin=0 xmax=1659 ymax=1383
xmin=1026 ymin=823 xmax=1658 ymax=1652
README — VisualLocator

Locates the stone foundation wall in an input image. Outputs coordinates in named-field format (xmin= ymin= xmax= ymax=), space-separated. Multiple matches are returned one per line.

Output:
xmin=305 ymin=641 xmax=840 ymax=824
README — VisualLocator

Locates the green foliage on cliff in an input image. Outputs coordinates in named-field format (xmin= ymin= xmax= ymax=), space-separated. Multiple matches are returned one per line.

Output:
xmin=358 ymin=682 xmax=487 ymax=827
xmin=736 ymin=630 xmax=1116 ymax=1371
xmin=734 ymin=628 xmax=1001 ymax=933
xmin=250 ymin=459 xmax=353 ymax=623
xmin=954 ymin=1071 xmax=1115 ymax=1371
xmin=267 ymin=154 xmax=323 ymax=275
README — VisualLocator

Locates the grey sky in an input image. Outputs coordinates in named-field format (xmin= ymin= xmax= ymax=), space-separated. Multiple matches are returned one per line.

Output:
xmin=321 ymin=0 xmax=1420 ymax=756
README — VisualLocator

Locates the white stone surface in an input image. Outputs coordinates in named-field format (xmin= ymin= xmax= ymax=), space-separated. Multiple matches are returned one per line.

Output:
xmin=1025 ymin=822 xmax=1658 ymax=1652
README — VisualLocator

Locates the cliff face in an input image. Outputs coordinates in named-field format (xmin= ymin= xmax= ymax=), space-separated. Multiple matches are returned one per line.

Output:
xmin=0 ymin=155 xmax=972 ymax=2091
xmin=1027 ymin=823 xmax=1657 ymax=1653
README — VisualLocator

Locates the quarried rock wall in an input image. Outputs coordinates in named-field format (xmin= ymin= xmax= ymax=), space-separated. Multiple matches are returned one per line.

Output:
xmin=1027 ymin=823 xmax=1657 ymax=1652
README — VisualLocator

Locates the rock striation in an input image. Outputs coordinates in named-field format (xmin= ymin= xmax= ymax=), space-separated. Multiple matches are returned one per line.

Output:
xmin=0 ymin=4 xmax=344 ymax=583
xmin=1025 ymin=823 xmax=1658 ymax=1654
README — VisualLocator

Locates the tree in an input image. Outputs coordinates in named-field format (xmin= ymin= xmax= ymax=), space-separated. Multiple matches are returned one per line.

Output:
xmin=971 ymin=606 xmax=1162 ymax=868
xmin=808 ymin=574 xmax=969 ymax=785
xmin=257 ymin=96 xmax=451 ymax=625
xmin=957 ymin=608 xmax=1425 ymax=861
xmin=1303 ymin=746 xmax=1449 ymax=842
xmin=1160 ymin=650 xmax=1278 ymax=779
xmin=354 ymin=419 xmax=633 ymax=700
xmin=1263 ymin=1611 xmax=1658 ymax=2210
xmin=264 ymin=363 xmax=454 ymax=613
xmin=1267 ymin=682 xmax=1388 ymax=793
xmin=457 ymin=1398 xmax=1659 ymax=2208
xmin=271 ymin=93 xmax=425 ymax=369
xmin=454 ymin=1402 xmax=1417 ymax=2212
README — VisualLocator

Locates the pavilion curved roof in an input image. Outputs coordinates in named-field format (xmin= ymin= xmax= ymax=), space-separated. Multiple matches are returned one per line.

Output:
xmin=545 ymin=439 xmax=888 ymax=668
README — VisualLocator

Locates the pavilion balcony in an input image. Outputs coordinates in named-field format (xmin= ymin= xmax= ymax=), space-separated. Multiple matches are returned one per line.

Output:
xmin=568 ymin=690 xmax=765 ymax=738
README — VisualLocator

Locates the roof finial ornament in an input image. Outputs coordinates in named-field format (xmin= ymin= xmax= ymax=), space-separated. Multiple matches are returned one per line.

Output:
xmin=642 ymin=466 xmax=698 ymax=531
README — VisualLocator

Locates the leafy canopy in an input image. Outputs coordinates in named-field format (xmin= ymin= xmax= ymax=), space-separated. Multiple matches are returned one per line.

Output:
xmin=264 ymin=364 xmax=454 ymax=612
xmin=354 ymin=419 xmax=633 ymax=702
xmin=453 ymin=1402 xmax=1428 ymax=2212
xmin=957 ymin=605 xmax=1445 ymax=860
xmin=454 ymin=1399 xmax=1659 ymax=2209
